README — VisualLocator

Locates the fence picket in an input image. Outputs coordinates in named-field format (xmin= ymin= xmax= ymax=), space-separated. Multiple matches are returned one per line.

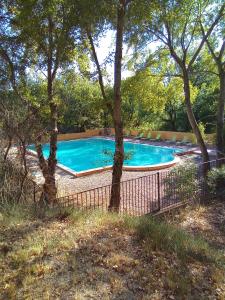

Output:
xmin=40 ymin=158 xmax=225 ymax=216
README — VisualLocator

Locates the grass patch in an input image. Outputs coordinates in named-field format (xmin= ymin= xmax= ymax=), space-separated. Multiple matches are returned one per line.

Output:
xmin=124 ymin=215 xmax=224 ymax=265
xmin=1 ymin=204 xmax=225 ymax=299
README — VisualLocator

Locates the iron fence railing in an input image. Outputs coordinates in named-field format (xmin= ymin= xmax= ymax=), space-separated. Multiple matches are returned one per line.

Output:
xmin=4 ymin=158 xmax=223 ymax=215
xmin=56 ymin=158 xmax=225 ymax=216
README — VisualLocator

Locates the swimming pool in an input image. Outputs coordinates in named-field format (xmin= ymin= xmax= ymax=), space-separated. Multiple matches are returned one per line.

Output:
xmin=29 ymin=137 xmax=182 ymax=175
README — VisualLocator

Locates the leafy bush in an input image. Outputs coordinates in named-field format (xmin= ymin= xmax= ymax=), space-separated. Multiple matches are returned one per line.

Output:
xmin=164 ymin=162 xmax=199 ymax=202
xmin=137 ymin=123 xmax=152 ymax=132
xmin=207 ymin=166 xmax=225 ymax=197
xmin=0 ymin=155 xmax=36 ymax=206
xmin=101 ymin=149 xmax=134 ymax=164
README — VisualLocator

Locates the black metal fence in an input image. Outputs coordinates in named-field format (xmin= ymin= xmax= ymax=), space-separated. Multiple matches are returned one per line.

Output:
xmin=56 ymin=158 xmax=225 ymax=216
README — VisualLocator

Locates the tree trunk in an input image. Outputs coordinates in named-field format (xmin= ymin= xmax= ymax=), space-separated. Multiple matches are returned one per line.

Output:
xmin=183 ymin=70 xmax=210 ymax=173
xmin=109 ymin=1 xmax=126 ymax=212
xmin=35 ymin=16 xmax=58 ymax=205
xmin=86 ymin=29 xmax=113 ymax=125
xmin=43 ymin=54 xmax=58 ymax=204
xmin=216 ymin=70 xmax=225 ymax=159
xmin=4 ymin=136 xmax=12 ymax=161
xmin=17 ymin=140 xmax=29 ymax=202
xmin=35 ymin=136 xmax=57 ymax=205
xmin=47 ymin=102 xmax=58 ymax=203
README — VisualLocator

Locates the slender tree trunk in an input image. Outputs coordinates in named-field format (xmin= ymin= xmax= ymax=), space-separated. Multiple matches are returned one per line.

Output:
xmin=86 ymin=29 xmax=113 ymax=121
xmin=35 ymin=16 xmax=58 ymax=205
xmin=17 ymin=140 xmax=28 ymax=202
xmin=4 ymin=136 xmax=12 ymax=161
xmin=171 ymin=119 xmax=176 ymax=132
xmin=35 ymin=135 xmax=57 ymax=205
xmin=216 ymin=70 xmax=225 ymax=159
xmin=170 ymin=49 xmax=209 ymax=166
xmin=109 ymin=1 xmax=126 ymax=212
xmin=42 ymin=53 xmax=58 ymax=204
xmin=183 ymin=70 xmax=210 ymax=172
xmin=46 ymin=102 xmax=58 ymax=204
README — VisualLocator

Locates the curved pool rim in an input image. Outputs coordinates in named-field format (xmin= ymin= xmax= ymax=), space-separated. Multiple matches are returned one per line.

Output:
xmin=70 ymin=155 xmax=181 ymax=177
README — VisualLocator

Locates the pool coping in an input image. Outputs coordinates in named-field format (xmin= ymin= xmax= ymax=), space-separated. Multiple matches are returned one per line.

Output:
xmin=26 ymin=137 xmax=196 ymax=178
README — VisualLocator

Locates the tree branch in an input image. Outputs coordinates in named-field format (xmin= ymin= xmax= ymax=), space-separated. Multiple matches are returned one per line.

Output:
xmin=86 ymin=28 xmax=113 ymax=115
xmin=188 ymin=3 xmax=225 ymax=69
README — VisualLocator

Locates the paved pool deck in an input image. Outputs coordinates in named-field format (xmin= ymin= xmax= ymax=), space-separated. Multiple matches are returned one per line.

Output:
xmin=26 ymin=137 xmax=217 ymax=197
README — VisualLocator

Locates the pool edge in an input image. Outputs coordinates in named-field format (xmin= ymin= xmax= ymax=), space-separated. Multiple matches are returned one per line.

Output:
xmin=57 ymin=156 xmax=181 ymax=177
xmin=27 ymin=144 xmax=194 ymax=178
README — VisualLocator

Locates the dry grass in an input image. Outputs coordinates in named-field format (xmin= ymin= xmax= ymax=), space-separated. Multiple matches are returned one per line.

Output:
xmin=1 ymin=202 xmax=225 ymax=299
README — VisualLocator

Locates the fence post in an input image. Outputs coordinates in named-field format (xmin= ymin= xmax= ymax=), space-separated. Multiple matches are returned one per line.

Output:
xmin=157 ymin=172 xmax=161 ymax=211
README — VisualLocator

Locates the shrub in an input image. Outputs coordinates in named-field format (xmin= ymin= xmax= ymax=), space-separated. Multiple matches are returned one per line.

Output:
xmin=164 ymin=162 xmax=199 ymax=202
xmin=0 ymin=156 xmax=36 ymax=206
xmin=137 ymin=121 xmax=158 ymax=132
xmin=207 ymin=166 xmax=225 ymax=198
xmin=102 ymin=149 xmax=134 ymax=164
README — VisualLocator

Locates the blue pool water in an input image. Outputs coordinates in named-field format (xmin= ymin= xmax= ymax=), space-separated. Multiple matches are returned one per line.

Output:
xmin=29 ymin=138 xmax=182 ymax=172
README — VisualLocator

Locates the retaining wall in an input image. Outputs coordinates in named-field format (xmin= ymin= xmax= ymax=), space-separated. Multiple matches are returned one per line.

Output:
xmin=124 ymin=129 xmax=215 ymax=144
xmin=57 ymin=128 xmax=215 ymax=144
xmin=58 ymin=129 xmax=103 ymax=141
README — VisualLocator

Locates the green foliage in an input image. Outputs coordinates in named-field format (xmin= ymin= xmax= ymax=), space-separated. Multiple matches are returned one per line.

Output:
xmin=163 ymin=77 xmax=198 ymax=131
xmin=102 ymin=148 xmax=134 ymax=164
xmin=207 ymin=166 xmax=225 ymax=196
xmin=164 ymin=162 xmax=199 ymax=202
xmin=126 ymin=215 xmax=224 ymax=264
xmin=122 ymin=69 xmax=167 ymax=128
xmin=136 ymin=122 xmax=157 ymax=132
xmin=56 ymin=71 xmax=103 ymax=132
xmin=13 ymin=0 xmax=77 ymax=69
xmin=0 ymin=158 xmax=36 ymax=206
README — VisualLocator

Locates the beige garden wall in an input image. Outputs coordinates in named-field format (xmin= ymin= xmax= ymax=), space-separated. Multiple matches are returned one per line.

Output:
xmin=129 ymin=130 xmax=215 ymax=144
xmin=57 ymin=129 xmax=103 ymax=141
xmin=127 ymin=129 xmax=215 ymax=144
xmin=57 ymin=128 xmax=215 ymax=145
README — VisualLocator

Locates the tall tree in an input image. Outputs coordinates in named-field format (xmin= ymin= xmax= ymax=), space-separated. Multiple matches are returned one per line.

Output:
xmin=129 ymin=0 xmax=225 ymax=171
xmin=10 ymin=0 xmax=76 ymax=204
xmin=109 ymin=0 xmax=128 ymax=211
xmin=201 ymin=18 xmax=225 ymax=159
xmin=80 ymin=0 xmax=130 ymax=211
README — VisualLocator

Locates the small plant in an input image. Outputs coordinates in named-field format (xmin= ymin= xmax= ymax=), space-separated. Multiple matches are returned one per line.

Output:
xmin=164 ymin=162 xmax=199 ymax=202
xmin=101 ymin=149 xmax=134 ymax=164
xmin=207 ymin=165 xmax=225 ymax=198
xmin=0 ymin=157 xmax=36 ymax=206
xmin=137 ymin=122 xmax=153 ymax=132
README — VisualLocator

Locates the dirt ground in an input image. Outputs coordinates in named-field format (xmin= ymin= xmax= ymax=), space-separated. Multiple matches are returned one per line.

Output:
xmin=1 ymin=200 xmax=225 ymax=299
